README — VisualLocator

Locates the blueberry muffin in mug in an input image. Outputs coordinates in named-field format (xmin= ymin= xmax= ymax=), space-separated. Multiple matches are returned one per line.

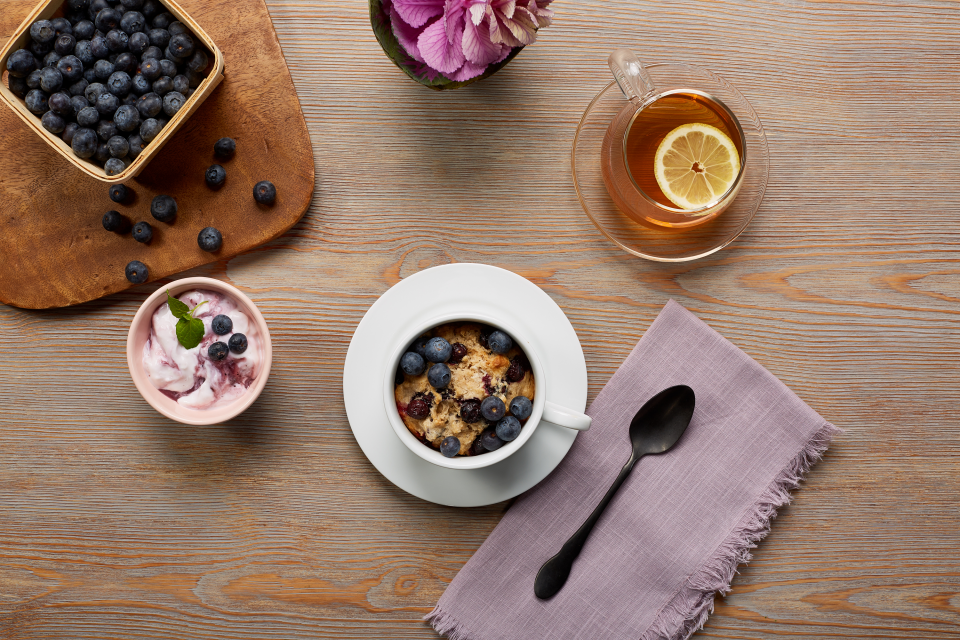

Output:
xmin=394 ymin=322 xmax=535 ymax=458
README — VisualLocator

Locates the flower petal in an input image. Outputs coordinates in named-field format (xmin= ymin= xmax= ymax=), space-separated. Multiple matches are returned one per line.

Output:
xmin=494 ymin=10 xmax=534 ymax=45
xmin=462 ymin=16 xmax=501 ymax=66
xmin=449 ymin=59 xmax=486 ymax=81
xmin=418 ymin=16 xmax=466 ymax=74
xmin=468 ymin=2 xmax=486 ymax=25
xmin=444 ymin=0 xmax=466 ymax=44
xmin=390 ymin=4 xmax=426 ymax=62
xmin=392 ymin=0 xmax=445 ymax=28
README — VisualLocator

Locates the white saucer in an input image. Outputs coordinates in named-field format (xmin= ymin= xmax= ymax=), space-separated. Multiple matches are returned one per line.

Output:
xmin=343 ymin=263 xmax=588 ymax=507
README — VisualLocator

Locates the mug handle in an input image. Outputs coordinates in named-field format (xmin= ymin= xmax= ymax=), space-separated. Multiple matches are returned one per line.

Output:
xmin=608 ymin=48 xmax=657 ymax=107
xmin=543 ymin=401 xmax=592 ymax=431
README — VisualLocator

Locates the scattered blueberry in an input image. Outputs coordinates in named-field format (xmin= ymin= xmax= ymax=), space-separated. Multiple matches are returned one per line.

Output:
xmin=253 ymin=180 xmax=276 ymax=205
xmin=449 ymin=342 xmax=468 ymax=364
xmin=487 ymin=330 xmax=512 ymax=354
xmin=197 ymin=226 xmax=222 ymax=252
xmin=496 ymin=415 xmax=521 ymax=442
xmin=400 ymin=351 xmax=426 ymax=376
xmin=205 ymin=164 xmax=225 ymax=188
xmin=150 ymin=194 xmax=176 ymax=222
xmin=480 ymin=429 xmax=504 ymax=451
xmin=214 ymin=136 xmax=235 ymax=159
xmin=228 ymin=333 xmax=247 ymax=354
xmin=124 ymin=259 xmax=148 ymax=283
xmin=480 ymin=396 xmax=506 ymax=421
xmin=132 ymin=220 xmax=152 ymax=243
xmin=207 ymin=341 xmax=228 ymax=361
xmin=211 ymin=314 xmax=233 ymax=335
xmin=460 ymin=399 xmax=482 ymax=423
xmin=425 ymin=336 xmax=452 ymax=363
xmin=108 ymin=183 xmax=128 ymax=203
xmin=509 ymin=395 xmax=533 ymax=420
xmin=102 ymin=210 xmax=130 ymax=232
xmin=407 ymin=397 xmax=430 ymax=420
xmin=427 ymin=363 xmax=451 ymax=388
xmin=71 ymin=127 xmax=98 ymax=158
xmin=440 ymin=436 xmax=460 ymax=458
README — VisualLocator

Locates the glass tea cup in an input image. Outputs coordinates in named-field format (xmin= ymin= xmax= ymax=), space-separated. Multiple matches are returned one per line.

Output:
xmin=601 ymin=49 xmax=747 ymax=229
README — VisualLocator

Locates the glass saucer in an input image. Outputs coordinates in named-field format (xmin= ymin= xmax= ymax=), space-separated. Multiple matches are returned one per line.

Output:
xmin=572 ymin=63 xmax=769 ymax=262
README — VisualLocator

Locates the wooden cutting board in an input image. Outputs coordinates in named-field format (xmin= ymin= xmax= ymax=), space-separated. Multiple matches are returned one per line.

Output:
xmin=0 ymin=0 xmax=314 ymax=309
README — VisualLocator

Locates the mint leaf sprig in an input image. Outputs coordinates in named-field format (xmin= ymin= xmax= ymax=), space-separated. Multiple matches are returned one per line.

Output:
xmin=166 ymin=290 xmax=208 ymax=350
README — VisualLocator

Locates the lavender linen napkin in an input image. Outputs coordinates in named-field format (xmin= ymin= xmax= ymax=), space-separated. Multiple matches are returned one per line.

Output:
xmin=427 ymin=300 xmax=839 ymax=640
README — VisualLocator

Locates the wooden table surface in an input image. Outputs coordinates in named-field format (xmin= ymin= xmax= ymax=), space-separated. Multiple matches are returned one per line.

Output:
xmin=2 ymin=0 xmax=959 ymax=638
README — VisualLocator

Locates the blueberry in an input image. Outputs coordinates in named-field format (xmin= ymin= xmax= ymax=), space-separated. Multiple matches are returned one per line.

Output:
xmin=109 ymin=183 xmax=128 ymax=203
xmin=40 ymin=110 xmax=65 ymax=133
xmin=94 ymin=141 xmax=110 ymax=164
xmin=97 ymin=119 xmax=117 ymax=142
xmin=43 ymin=51 xmax=62 ymax=68
xmin=132 ymin=220 xmax=152 ymax=243
xmin=152 ymin=12 xmax=173 ymax=29
xmin=411 ymin=336 xmax=430 ymax=359
xmin=407 ymin=397 xmax=430 ymax=420
xmin=61 ymin=122 xmax=79 ymax=145
xmin=186 ymin=49 xmax=208 ymax=73
xmin=114 ymin=104 xmax=140 ymax=131
xmin=140 ymin=46 xmax=162 ymax=63
xmin=74 ymin=40 xmax=95 ymax=65
xmin=82 ymin=67 xmax=97 ymax=83
xmin=120 ymin=11 xmax=146 ymax=34
xmin=228 ymin=333 xmax=247 ymax=354
xmin=90 ymin=34 xmax=109 ymax=59
xmin=205 ymin=164 xmax=225 ymax=188
xmin=487 ymin=330 xmax=513 ymax=354
xmin=131 ymin=73 xmax=151 ymax=95
xmin=198 ymin=226 xmax=222 ymax=252
xmin=68 ymin=78 xmax=89 ymax=97
xmin=161 ymin=91 xmax=185 ymax=116
xmin=25 ymin=69 xmax=43 ymax=90
xmin=449 ymin=342 xmax=468 ymax=364
xmin=139 ymin=117 xmax=161 ymax=141
xmin=147 ymin=27 xmax=170 ymax=49
xmin=69 ymin=94 xmax=89 ymax=118
xmin=30 ymin=20 xmax=57 ymax=45
xmin=102 ymin=209 xmax=129 ymax=232
xmin=184 ymin=67 xmax=204 ymax=89
xmin=74 ymin=20 xmax=96 ymax=41
xmin=162 ymin=45 xmax=184 ymax=65
xmin=88 ymin=0 xmax=110 ymax=20
xmin=509 ymin=395 xmax=533 ymax=421
xmin=127 ymin=31 xmax=149 ymax=56
xmin=140 ymin=57 xmax=161 ymax=81
xmin=121 ymin=0 xmax=145 ymax=9
xmin=425 ymin=337 xmax=452 ymax=363
xmin=94 ymin=8 xmax=120 ymax=32
xmin=253 ymin=180 xmax=276 ymax=205
xmin=211 ymin=314 xmax=233 ymax=336
xmin=127 ymin=133 xmax=146 ymax=159
xmin=460 ymin=398 xmax=482 ymax=423
xmin=141 ymin=0 xmax=161 ymax=19
xmin=29 ymin=40 xmax=52 ymax=57
xmin=24 ymin=89 xmax=48 ymax=115
xmin=496 ymin=415 xmax=522 ymax=442
xmin=427 ymin=363 xmax=451 ymax=388
xmin=105 ymin=29 xmax=128 ymax=53
xmin=152 ymin=75 xmax=173 ymax=96
xmin=39 ymin=67 xmax=63 ymax=93
xmin=84 ymin=81 xmax=105 ymax=103
xmin=104 ymin=157 xmax=125 ymax=175
xmin=159 ymin=58 xmax=177 ymax=78
xmin=57 ymin=55 xmax=83 ymax=83
xmin=480 ymin=396 xmax=506 ymax=421
xmin=8 ymin=75 xmax=29 ymax=98
xmin=440 ymin=436 xmax=460 ymax=458
xmin=150 ymin=194 xmax=176 ymax=222
xmin=207 ymin=341 xmax=228 ymax=361
xmin=168 ymin=21 xmax=188 ymax=36
xmin=51 ymin=17 xmax=73 ymax=36
xmin=125 ymin=260 xmax=148 ymax=283
xmin=55 ymin=34 xmax=76 ymax=56
xmin=94 ymin=91 xmax=118 ymax=115
xmin=172 ymin=74 xmax=189 ymax=94
xmin=400 ymin=352 xmax=426 ymax=376
xmin=107 ymin=70 xmax=132 ymax=96
xmin=106 ymin=134 xmax=129 ymax=158
xmin=214 ymin=137 xmax=235 ymax=159
xmin=480 ymin=429 xmax=504 ymax=452
xmin=136 ymin=92 xmax=161 ymax=118
xmin=114 ymin=52 xmax=137 ymax=75
xmin=93 ymin=58 xmax=114 ymax=81
xmin=48 ymin=91 xmax=72 ymax=117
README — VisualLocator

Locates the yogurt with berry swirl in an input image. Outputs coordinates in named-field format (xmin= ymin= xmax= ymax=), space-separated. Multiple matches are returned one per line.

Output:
xmin=142 ymin=289 xmax=262 ymax=410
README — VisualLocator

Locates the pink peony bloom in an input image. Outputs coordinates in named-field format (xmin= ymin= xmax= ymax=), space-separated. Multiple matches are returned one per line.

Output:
xmin=389 ymin=0 xmax=553 ymax=82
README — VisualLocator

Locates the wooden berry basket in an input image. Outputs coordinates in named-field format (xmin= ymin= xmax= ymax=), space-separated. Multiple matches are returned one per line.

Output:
xmin=0 ymin=0 xmax=224 ymax=184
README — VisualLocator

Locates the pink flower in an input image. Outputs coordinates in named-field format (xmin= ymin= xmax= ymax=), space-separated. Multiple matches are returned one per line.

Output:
xmin=389 ymin=0 xmax=553 ymax=82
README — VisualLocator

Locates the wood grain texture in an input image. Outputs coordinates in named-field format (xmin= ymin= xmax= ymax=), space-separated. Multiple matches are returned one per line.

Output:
xmin=2 ymin=0 xmax=960 ymax=638
xmin=0 ymin=0 xmax=314 ymax=309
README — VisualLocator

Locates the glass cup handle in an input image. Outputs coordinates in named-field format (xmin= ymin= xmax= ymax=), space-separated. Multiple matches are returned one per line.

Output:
xmin=543 ymin=401 xmax=592 ymax=431
xmin=608 ymin=49 xmax=657 ymax=107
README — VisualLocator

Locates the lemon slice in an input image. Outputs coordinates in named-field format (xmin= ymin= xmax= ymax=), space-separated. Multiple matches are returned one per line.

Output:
xmin=654 ymin=123 xmax=740 ymax=211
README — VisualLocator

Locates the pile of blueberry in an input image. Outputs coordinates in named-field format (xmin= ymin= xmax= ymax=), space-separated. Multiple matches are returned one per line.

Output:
xmin=398 ymin=328 xmax=534 ymax=458
xmin=206 ymin=313 xmax=247 ymax=361
xmin=4 ymin=0 xmax=212 ymax=176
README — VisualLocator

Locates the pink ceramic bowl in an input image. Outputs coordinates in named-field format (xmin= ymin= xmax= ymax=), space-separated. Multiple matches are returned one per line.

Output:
xmin=126 ymin=277 xmax=273 ymax=425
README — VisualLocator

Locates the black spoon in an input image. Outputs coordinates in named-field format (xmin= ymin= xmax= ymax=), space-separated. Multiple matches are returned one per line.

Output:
xmin=534 ymin=385 xmax=696 ymax=600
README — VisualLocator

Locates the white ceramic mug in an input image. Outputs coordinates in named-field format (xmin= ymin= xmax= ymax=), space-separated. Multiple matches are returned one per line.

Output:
xmin=383 ymin=312 xmax=591 ymax=470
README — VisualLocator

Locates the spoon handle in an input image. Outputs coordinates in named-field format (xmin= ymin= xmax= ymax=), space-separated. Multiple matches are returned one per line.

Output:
xmin=534 ymin=455 xmax=638 ymax=599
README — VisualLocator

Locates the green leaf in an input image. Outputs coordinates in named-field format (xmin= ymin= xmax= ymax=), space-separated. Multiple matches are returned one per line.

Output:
xmin=167 ymin=290 xmax=190 ymax=319
xmin=189 ymin=300 xmax=208 ymax=317
xmin=176 ymin=317 xmax=205 ymax=350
